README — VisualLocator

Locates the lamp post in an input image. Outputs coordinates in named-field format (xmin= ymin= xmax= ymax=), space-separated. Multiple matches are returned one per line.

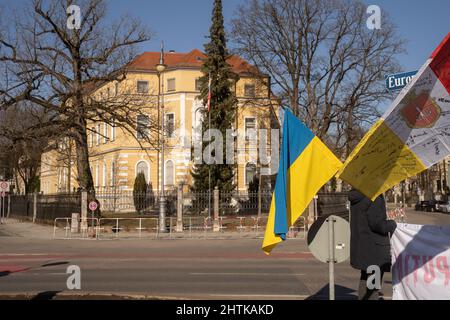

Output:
xmin=156 ymin=42 xmax=167 ymax=233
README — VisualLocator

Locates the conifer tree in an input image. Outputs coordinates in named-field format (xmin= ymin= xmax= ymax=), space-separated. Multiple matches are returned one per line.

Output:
xmin=191 ymin=0 xmax=238 ymax=194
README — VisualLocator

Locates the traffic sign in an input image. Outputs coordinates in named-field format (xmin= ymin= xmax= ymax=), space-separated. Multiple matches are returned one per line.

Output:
xmin=307 ymin=215 xmax=350 ymax=263
xmin=0 ymin=181 xmax=10 ymax=192
xmin=385 ymin=70 xmax=418 ymax=92
xmin=307 ymin=215 xmax=350 ymax=300
xmin=88 ymin=201 xmax=98 ymax=211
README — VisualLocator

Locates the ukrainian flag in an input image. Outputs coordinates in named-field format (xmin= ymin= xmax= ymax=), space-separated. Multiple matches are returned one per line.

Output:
xmin=262 ymin=109 xmax=342 ymax=254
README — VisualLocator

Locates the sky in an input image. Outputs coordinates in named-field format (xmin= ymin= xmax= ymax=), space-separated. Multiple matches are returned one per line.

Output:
xmin=2 ymin=0 xmax=449 ymax=77
xmin=103 ymin=0 xmax=450 ymax=73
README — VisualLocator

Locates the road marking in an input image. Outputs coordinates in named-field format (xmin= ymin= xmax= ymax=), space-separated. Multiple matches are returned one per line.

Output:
xmin=208 ymin=294 xmax=310 ymax=298
xmin=0 ymin=253 xmax=48 ymax=256
xmin=189 ymin=272 xmax=305 ymax=276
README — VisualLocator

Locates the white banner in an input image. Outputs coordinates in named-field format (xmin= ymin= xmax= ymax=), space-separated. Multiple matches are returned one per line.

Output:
xmin=391 ymin=223 xmax=450 ymax=300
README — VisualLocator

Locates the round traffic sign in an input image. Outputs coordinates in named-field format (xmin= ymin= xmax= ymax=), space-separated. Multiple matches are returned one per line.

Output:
xmin=0 ymin=181 xmax=7 ymax=190
xmin=88 ymin=201 xmax=98 ymax=211
xmin=307 ymin=215 xmax=350 ymax=264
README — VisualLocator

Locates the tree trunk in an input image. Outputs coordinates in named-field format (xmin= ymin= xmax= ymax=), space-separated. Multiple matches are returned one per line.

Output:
xmin=74 ymin=116 xmax=95 ymax=195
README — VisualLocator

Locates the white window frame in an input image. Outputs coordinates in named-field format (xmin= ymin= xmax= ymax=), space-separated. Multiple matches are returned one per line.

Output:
xmin=165 ymin=160 xmax=175 ymax=186
xmin=110 ymin=119 xmax=116 ymax=141
xmin=103 ymin=163 xmax=107 ymax=187
xmin=136 ymin=160 xmax=150 ymax=184
xmin=167 ymin=78 xmax=176 ymax=92
xmin=95 ymin=164 xmax=99 ymax=187
xmin=136 ymin=114 xmax=149 ymax=139
xmin=96 ymin=124 xmax=101 ymax=145
xmin=245 ymin=162 xmax=257 ymax=185
xmin=103 ymin=123 xmax=109 ymax=143
xmin=165 ymin=112 xmax=175 ymax=138
xmin=137 ymin=80 xmax=149 ymax=94
xmin=244 ymin=117 xmax=257 ymax=139
xmin=110 ymin=162 xmax=116 ymax=187
xmin=244 ymin=83 xmax=256 ymax=97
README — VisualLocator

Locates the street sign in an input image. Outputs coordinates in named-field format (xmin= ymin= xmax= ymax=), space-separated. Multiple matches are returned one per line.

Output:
xmin=307 ymin=215 xmax=350 ymax=300
xmin=307 ymin=215 xmax=350 ymax=263
xmin=0 ymin=181 xmax=10 ymax=193
xmin=385 ymin=70 xmax=418 ymax=92
xmin=88 ymin=201 xmax=98 ymax=211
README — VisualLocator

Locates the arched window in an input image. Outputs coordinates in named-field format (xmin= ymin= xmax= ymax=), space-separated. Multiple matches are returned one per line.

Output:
xmin=245 ymin=163 xmax=257 ymax=185
xmin=136 ymin=161 xmax=149 ymax=183
xmin=165 ymin=160 xmax=174 ymax=186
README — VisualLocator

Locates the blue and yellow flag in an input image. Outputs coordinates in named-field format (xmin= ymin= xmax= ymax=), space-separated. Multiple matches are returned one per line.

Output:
xmin=262 ymin=109 xmax=342 ymax=254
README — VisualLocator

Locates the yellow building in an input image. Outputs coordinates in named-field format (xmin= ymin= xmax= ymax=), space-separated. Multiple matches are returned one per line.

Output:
xmin=40 ymin=49 xmax=279 ymax=194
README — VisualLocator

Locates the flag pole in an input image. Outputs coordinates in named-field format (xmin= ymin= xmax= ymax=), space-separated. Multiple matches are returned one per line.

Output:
xmin=208 ymin=72 xmax=212 ymax=219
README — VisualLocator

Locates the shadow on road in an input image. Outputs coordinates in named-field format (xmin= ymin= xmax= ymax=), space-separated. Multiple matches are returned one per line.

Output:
xmin=305 ymin=284 xmax=357 ymax=300
xmin=41 ymin=261 xmax=69 ymax=267
xmin=31 ymin=291 xmax=62 ymax=300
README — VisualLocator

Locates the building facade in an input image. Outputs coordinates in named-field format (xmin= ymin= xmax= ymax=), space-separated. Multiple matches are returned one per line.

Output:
xmin=40 ymin=49 xmax=279 ymax=194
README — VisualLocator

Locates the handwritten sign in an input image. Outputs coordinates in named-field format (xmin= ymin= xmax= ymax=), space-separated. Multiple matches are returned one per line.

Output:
xmin=391 ymin=224 xmax=450 ymax=300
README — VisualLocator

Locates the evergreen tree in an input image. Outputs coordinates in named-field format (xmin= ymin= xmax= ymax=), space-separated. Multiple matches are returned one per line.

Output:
xmin=191 ymin=0 xmax=238 ymax=194
xmin=133 ymin=172 xmax=147 ymax=214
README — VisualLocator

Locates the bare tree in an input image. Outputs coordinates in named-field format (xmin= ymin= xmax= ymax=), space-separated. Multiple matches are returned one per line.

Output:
xmin=0 ymin=0 xmax=156 ymax=197
xmin=231 ymin=0 xmax=404 ymax=156
xmin=0 ymin=103 xmax=49 ymax=194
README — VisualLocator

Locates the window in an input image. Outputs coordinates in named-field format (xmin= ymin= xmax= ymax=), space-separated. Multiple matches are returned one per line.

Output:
xmin=103 ymin=123 xmax=109 ymax=143
xmin=195 ymin=78 xmax=202 ymax=91
xmin=103 ymin=163 xmax=107 ymax=187
xmin=115 ymin=82 xmax=119 ymax=96
xmin=136 ymin=115 xmax=149 ymax=139
xmin=95 ymin=164 xmax=99 ymax=187
xmin=137 ymin=81 xmax=149 ymax=94
xmin=96 ymin=124 xmax=101 ymax=145
xmin=110 ymin=162 xmax=115 ymax=186
xmin=136 ymin=161 xmax=149 ymax=183
xmin=167 ymin=78 xmax=175 ymax=92
xmin=110 ymin=119 xmax=116 ymax=141
xmin=244 ymin=84 xmax=256 ymax=97
xmin=245 ymin=117 xmax=256 ymax=139
xmin=165 ymin=113 xmax=175 ymax=138
xmin=90 ymin=127 xmax=95 ymax=147
xmin=245 ymin=163 xmax=257 ymax=185
xmin=165 ymin=160 xmax=174 ymax=186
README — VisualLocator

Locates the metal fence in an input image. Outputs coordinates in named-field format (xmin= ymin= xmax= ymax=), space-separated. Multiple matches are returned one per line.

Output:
xmin=95 ymin=188 xmax=177 ymax=215
xmin=36 ymin=193 xmax=81 ymax=223
xmin=9 ymin=194 xmax=33 ymax=220
xmin=218 ymin=191 xmax=272 ymax=216
xmin=52 ymin=215 xmax=307 ymax=240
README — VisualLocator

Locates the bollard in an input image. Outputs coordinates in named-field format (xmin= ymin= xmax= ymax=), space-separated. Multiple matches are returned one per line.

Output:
xmin=81 ymin=191 xmax=88 ymax=233
xmin=7 ymin=194 xmax=10 ymax=218
xmin=32 ymin=192 xmax=37 ymax=223
xmin=213 ymin=186 xmax=220 ymax=232
xmin=176 ymin=185 xmax=183 ymax=232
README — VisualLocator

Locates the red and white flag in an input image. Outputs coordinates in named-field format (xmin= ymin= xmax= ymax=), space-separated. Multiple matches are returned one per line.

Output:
xmin=338 ymin=32 xmax=450 ymax=200
xmin=207 ymin=73 xmax=212 ymax=112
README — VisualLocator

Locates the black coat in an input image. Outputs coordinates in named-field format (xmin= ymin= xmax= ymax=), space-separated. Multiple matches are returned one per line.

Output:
xmin=349 ymin=189 xmax=397 ymax=272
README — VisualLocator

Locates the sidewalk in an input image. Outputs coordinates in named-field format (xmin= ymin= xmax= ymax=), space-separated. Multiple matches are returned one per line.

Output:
xmin=1 ymin=218 xmax=306 ymax=241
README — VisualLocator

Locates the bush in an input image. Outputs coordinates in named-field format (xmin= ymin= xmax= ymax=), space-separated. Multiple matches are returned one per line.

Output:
xmin=133 ymin=173 xmax=147 ymax=214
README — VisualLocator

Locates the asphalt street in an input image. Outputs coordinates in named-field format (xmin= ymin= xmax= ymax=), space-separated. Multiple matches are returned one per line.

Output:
xmin=0 ymin=209 xmax=449 ymax=300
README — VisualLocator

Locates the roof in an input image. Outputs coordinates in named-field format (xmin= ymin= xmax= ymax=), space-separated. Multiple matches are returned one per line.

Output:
xmin=127 ymin=49 xmax=260 ymax=75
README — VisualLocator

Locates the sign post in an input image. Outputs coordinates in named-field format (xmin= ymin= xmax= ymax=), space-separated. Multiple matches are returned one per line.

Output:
xmin=307 ymin=215 xmax=350 ymax=300
xmin=0 ymin=182 xmax=9 ymax=224
xmin=88 ymin=201 xmax=98 ymax=233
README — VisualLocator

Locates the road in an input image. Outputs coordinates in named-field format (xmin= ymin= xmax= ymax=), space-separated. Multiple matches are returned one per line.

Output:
xmin=0 ymin=209 xmax=449 ymax=300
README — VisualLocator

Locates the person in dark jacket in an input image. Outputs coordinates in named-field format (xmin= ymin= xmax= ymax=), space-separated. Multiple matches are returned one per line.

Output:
xmin=349 ymin=188 xmax=397 ymax=300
